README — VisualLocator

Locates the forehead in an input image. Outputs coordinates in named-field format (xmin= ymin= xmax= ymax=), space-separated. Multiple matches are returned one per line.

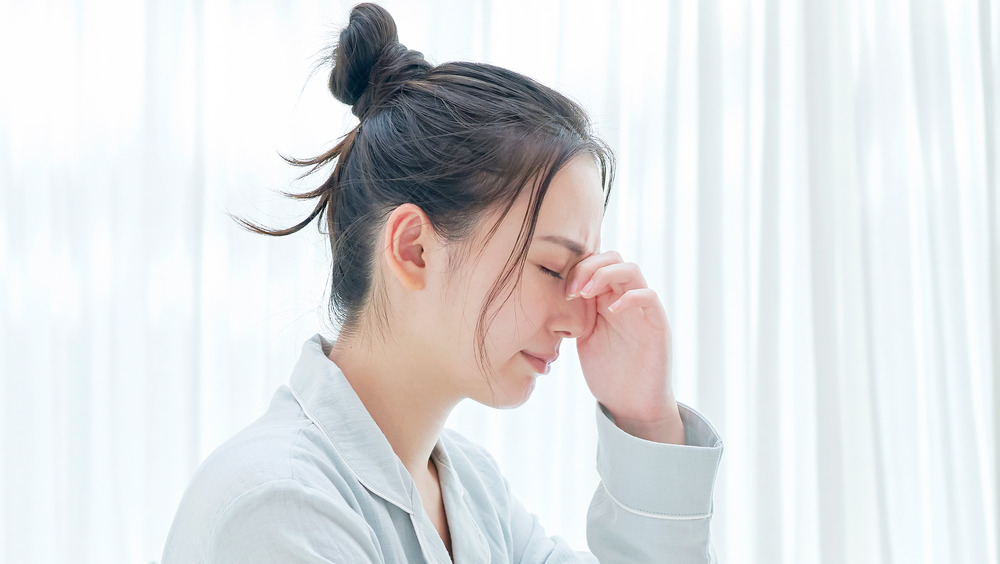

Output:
xmin=531 ymin=154 xmax=605 ymax=254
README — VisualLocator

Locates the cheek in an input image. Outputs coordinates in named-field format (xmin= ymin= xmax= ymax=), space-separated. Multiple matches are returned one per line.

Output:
xmin=457 ymin=270 xmax=521 ymax=354
xmin=510 ymin=274 xmax=558 ymax=333
xmin=456 ymin=268 xmax=558 ymax=366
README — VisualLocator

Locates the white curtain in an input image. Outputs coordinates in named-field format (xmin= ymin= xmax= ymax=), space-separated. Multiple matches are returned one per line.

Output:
xmin=2 ymin=0 xmax=997 ymax=562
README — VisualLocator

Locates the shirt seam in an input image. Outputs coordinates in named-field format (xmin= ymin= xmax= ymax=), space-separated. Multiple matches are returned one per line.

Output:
xmin=289 ymin=425 xmax=307 ymax=483
xmin=599 ymin=483 xmax=712 ymax=520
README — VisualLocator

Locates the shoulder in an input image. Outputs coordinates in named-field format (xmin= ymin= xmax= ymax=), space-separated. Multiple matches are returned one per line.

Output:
xmin=162 ymin=387 xmax=371 ymax=562
xmin=180 ymin=391 xmax=325 ymax=507
xmin=164 ymin=474 xmax=381 ymax=564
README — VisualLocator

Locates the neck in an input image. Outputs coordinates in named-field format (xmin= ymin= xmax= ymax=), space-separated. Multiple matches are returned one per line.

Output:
xmin=327 ymin=334 xmax=460 ymax=477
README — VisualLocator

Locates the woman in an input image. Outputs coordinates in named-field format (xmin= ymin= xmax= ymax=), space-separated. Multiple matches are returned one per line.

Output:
xmin=162 ymin=3 xmax=723 ymax=563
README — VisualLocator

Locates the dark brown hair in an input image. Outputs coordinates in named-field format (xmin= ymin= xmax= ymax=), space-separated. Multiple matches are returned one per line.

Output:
xmin=232 ymin=2 xmax=614 ymax=381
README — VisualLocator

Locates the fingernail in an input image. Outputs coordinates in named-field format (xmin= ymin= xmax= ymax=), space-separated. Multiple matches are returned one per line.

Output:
xmin=566 ymin=281 xmax=579 ymax=299
xmin=580 ymin=280 xmax=594 ymax=297
xmin=608 ymin=298 xmax=623 ymax=313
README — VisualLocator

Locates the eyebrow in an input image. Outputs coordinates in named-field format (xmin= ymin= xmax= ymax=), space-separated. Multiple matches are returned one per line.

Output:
xmin=534 ymin=235 xmax=588 ymax=257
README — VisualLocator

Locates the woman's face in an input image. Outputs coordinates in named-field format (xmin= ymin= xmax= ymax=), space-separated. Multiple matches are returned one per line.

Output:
xmin=436 ymin=154 xmax=606 ymax=408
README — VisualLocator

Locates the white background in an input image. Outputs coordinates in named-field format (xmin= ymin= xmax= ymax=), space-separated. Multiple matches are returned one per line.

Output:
xmin=1 ymin=0 xmax=998 ymax=562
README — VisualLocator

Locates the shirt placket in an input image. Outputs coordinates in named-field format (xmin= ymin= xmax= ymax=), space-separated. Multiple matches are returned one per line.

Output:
xmin=409 ymin=487 xmax=455 ymax=564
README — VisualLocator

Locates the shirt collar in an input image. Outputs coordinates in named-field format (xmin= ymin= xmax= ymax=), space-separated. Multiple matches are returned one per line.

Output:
xmin=289 ymin=334 xmax=493 ymax=561
xmin=288 ymin=333 xmax=418 ymax=513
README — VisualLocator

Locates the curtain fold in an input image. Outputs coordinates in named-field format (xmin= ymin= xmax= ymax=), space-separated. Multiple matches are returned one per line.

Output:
xmin=1 ymin=0 xmax=996 ymax=563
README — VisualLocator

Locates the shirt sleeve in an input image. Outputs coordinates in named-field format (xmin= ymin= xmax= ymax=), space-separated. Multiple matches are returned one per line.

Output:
xmin=205 ymin=479 xmax=383 ymax=564
xmin=509 ymin=401 xmax=724 ymax=564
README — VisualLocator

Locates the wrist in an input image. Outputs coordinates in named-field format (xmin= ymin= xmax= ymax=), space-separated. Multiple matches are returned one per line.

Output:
xmin=609 ymin=399 xmax=686 ymax=445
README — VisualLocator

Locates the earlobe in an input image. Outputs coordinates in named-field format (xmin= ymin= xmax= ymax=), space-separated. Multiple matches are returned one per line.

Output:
xmin=383 ymin=203 xmax=432 ymax=291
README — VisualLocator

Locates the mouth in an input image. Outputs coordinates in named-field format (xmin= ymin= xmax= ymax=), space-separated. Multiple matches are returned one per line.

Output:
xmin=521 ymin=351 xmax=552 ymax=375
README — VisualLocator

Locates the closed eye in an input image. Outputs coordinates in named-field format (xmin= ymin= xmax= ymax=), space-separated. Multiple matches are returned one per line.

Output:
xmin=538 ymin=266 xmax=564 ymax=280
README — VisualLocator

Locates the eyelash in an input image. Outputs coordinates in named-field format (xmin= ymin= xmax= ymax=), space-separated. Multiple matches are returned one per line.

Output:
xmin=539 ymin=266 xmax=564 ymax=281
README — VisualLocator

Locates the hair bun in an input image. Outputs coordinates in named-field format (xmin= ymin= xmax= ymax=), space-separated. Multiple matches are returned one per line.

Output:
xmin=328 ymin=3 xmax=432 ymax=119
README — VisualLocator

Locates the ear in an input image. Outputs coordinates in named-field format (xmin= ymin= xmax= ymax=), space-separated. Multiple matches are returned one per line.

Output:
xmin=382 ymin=203 xmax=436 ymax=291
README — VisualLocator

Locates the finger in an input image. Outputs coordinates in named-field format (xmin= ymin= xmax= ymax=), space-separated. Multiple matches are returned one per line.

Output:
xmin=577 ymin=262 xmax=647 ymax=299
xmin=566 ymin=250 xmax=624 ymax=299
xmin=606 ymin=287 xmax=657 ymax=312
xmin=605 ymin=288 xmax=669 ymax=329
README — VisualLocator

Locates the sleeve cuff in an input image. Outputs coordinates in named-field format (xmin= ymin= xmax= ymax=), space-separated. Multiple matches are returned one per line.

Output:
xmin=594 ymin=401 xmax=723 ymax=518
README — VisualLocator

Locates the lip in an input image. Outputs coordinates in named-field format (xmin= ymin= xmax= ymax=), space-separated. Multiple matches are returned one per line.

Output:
xmin=521 ymin=351 xmax=553 ymax=375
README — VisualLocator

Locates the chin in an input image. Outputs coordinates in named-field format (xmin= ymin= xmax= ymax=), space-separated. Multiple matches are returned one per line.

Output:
xmin=495 ymin=375 xmax=537 ymax=409
xmin=473 ymin=374 xmax=537 ymax=409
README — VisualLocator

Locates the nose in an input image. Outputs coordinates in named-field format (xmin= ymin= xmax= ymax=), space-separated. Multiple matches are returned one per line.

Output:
xmin=549 ymin=289 xmax=592 ymax=339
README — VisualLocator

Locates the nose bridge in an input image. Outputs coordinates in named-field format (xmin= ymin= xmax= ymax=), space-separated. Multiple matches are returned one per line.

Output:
xmin=550 ymin=289 xmax=589 ymax=338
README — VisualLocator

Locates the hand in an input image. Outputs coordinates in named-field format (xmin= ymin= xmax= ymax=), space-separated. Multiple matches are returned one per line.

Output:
xmin=566 ymin=251 xmax=685 ymax=444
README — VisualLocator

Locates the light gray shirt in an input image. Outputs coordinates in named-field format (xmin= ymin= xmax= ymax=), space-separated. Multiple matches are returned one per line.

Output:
xmin=161 ymin=334 xmax=724 ymax=563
